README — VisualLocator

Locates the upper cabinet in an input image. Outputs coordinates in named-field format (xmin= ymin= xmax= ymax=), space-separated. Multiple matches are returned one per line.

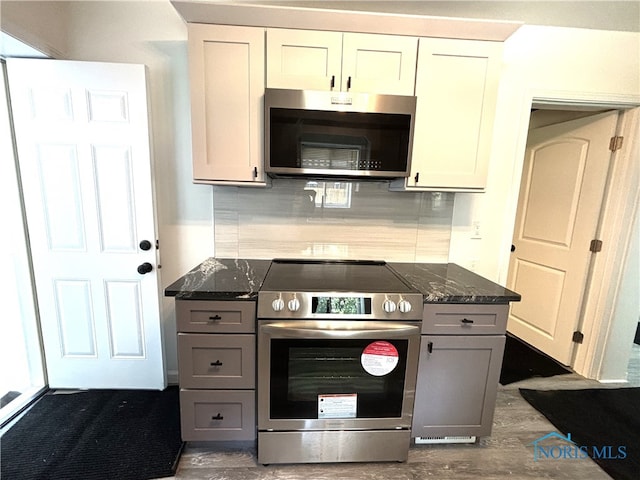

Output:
xmin=392 ymin=38 xmax=503 ymax=192
xmin=186 ymin=23 xmax=504 ymax=188
xmin=188 ymin=24 xmax=267 ymax=186
xmin=266 ymin=28 xmax=418 ymax=95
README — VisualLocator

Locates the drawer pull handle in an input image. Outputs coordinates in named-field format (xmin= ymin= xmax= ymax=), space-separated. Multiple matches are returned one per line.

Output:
xmin=461 ymin=318 xmax=474 ymax=324
xmin=427 ymin=341 xmax=433 ymax=354
xmin=212 ymin=413 xmax=224 ymax=421
xmin=209 ymin=315 xmax=222 ymax=321
xmin=210 ymin=360 xmax=223 ymax=367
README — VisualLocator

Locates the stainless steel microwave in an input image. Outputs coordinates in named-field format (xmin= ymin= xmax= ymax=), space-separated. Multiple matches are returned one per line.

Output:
xmin=265 ymin=88 xmax=416 ymax=180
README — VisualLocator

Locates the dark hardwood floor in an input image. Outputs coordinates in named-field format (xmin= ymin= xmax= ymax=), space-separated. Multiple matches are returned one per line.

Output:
xmin=167 ymin=365 xmax=640 ymax=479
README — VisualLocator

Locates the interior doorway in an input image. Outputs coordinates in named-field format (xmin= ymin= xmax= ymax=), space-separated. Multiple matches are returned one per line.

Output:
xmin=507 ymin=105 xmax=640 ymax=382
xmin=507 ymin=109 xmax=617 ymax=365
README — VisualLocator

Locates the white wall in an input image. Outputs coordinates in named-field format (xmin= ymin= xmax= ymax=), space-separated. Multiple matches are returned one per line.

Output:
xmin=598 ymin=212 xmax=640 ymax=381
xmin=448 ymin=25 xmax=640 ymax=284
xmin=0 ymin=1 xmax=71 ymax=57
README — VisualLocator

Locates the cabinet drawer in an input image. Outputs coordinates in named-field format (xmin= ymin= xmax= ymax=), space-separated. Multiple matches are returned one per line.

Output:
xmin=180 ymin=389 xmax=256 ymax=441
xmin=422 ymin=304 xmax=508 ymax=335
xmin=178 ymin=334 xmax=255 ymax=389
xmin=176 ymin=299 xmax=256 ymax=333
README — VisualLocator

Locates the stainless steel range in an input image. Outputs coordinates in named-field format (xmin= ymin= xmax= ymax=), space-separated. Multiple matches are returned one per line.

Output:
xmin=256 ymin=259 xmax=422 ymax=464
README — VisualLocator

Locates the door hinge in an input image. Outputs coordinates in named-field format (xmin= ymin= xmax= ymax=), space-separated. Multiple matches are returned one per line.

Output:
xmin=609 ymin=136 xmax=624 ymax=151
xmin=590 ymin=239 xmax=603 ymax=253
xmin=572 ymin=331 xmax=584 ymax=344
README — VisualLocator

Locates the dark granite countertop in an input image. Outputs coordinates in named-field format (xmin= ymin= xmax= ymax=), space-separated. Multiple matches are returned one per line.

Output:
xmin=389 ymin=262 xmax=521 ymax=303
xmin=165 ymin=258 xmax=520 ymax=304
xmin=164 ymin=258 xmax=271 ymax=300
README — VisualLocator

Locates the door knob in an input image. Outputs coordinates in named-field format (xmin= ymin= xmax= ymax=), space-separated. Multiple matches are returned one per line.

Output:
xmin=137 ymin=262 xmax=153 ymax=274
xmin=139 ymin=240 xmax=152 ymax=251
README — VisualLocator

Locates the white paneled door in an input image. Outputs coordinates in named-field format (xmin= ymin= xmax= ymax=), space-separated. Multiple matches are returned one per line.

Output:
xmin=7 ymin=59 xmax=166 ymax=389
xmin=507 ymin=111 xmax=619 ymax=365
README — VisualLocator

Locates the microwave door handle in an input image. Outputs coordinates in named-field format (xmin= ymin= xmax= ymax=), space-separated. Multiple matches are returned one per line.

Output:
xmin=261 ymin=322 xmax=420 ymax=339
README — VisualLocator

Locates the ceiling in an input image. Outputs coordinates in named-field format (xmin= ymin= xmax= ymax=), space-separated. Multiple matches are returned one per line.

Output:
xmin=231 ymin=1 xmax=640 ymax=32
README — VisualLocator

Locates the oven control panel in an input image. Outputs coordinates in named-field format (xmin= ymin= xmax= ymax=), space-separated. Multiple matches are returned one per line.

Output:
xmin=257 ymin=291 xmax=423 ymax=320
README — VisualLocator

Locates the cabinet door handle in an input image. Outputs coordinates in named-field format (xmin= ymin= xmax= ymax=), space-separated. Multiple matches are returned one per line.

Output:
xmin=253 ymin=166 xmax=258 ymax=178
xmin=330 ymin=75 xmax=335 ymax=89
xmin=212 ymin=413 xmax=224 ymax=421
xmin=210 ymin=360 xmax=223 ymax=367
xmin=346 ymin=76 xmax=352 ymax=90
xmin=208 ymin=315 xmax=222 ymax=321
xmin=414 ymin=172 xmax=420 ymax=184
xmin=460 ymin=318 xmax=474 ymax=324
xmin=427 ymin=341 xmax=433 ymax=354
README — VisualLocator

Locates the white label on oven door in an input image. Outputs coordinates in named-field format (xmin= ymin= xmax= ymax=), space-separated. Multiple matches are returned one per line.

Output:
xmin=318 ymin=394 xmax=357 ymax=419
xmin=361 ymin=341 xmax=399 ymax=376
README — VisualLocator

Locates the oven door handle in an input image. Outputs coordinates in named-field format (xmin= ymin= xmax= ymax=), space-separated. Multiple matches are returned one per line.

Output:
xmin=260 ymin=321 xmax=420 ymax=339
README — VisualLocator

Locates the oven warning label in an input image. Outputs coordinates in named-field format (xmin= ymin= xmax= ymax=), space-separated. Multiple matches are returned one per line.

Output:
xmin=318 ymin=394 xmax=357 ymax=419
xmin=361 ymin=341 xmax=399 ymax=376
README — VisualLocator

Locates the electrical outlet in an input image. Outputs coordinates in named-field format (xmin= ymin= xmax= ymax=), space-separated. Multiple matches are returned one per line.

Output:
xmin=472 ymin=221 xmax=482 ymax=239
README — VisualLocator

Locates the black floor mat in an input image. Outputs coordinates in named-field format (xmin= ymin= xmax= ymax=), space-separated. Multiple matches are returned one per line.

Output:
xmin=500 ymin=334 xmax=571 ymax=385
xmin=520 ymin=387 xmax=640 ymax=480
xmin=0 ymin=390 xmax=21 ymax=408
xmin=1 ymin=387 xmax=183 ymax=480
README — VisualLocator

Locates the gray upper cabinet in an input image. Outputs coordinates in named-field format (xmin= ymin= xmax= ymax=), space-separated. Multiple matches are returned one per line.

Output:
xmin=266 ymin=28 xmax=418 ymax=95
xmin=188 ymin=24 xmax=267 ymax=186
xmin=391 ymin=38 xmax=503 ymax=192
xmin=186 ymin=22 xmax=504 ymax=189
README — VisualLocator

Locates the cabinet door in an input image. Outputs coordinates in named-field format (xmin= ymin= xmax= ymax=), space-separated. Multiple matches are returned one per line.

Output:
xmin=412 ymin=335 xmax=505 ymax=438
xmin=266 ymin=28 xmax=342 ymax=91
xmin=407 ymin=38 xmax=502 ymax=191
xmin=341 ymin=33 xmax=417 ymax=95
xmin=188 ymin=24 xmax=266 ymax=184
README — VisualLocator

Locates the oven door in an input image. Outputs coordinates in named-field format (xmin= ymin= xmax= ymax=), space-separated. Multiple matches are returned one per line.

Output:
xmin=258 ymin=320 xmax=420 ymax=432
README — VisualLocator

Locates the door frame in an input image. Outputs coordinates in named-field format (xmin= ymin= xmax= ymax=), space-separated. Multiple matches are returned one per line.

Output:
xmin=505 ymin=88 xmax=640 ymax=379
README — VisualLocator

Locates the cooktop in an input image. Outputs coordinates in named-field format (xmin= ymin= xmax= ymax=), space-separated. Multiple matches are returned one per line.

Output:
xmin=260 ymin=259 xmax=417 ymax=293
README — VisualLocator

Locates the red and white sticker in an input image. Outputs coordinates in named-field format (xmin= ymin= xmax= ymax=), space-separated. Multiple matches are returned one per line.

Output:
xmin=361 ymin=341 xmax=399 ymax=376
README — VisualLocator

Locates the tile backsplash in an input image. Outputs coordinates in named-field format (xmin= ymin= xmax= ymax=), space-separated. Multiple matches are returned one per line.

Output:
xmin=213 ymin=179 xmax=453 ymax=262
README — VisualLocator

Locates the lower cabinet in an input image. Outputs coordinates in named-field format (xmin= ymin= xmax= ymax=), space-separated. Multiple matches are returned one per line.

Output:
xmin=176 ymin=299 xmax=257 ymax=441
xmin=412 ymin=334 xmax=505 ymax=438
xmin=179 ymin=390 xmax=256 ymax=441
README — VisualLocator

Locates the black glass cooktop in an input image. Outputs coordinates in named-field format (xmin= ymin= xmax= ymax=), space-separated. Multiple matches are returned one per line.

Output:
xmin=260 ymin=259 xmax=417 ymax=294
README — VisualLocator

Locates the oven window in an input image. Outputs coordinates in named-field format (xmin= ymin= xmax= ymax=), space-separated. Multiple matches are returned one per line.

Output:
xmin=269 ymin=339 xmax=408 ymax=419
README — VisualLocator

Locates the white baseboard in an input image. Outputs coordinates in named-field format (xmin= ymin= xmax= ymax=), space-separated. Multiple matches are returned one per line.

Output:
xmin=166 ymin=370 xmax=179 ymax=386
